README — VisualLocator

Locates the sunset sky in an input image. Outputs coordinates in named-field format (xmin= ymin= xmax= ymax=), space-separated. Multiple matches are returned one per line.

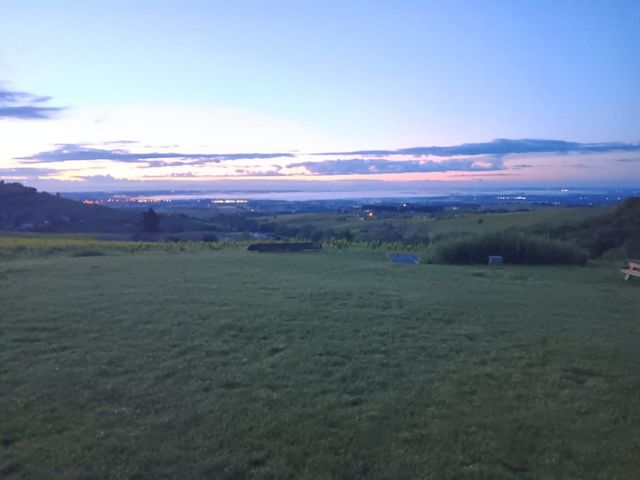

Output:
xmin=1 ymin=0 xmax=639 ymax=192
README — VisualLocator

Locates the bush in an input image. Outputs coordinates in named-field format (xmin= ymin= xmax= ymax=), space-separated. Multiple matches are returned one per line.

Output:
xmin=298 ymin=224 xmax=321 ymax=241
xmin=274 ymin=224 xmax=299 ymax=238
xmin=70 ymin=249 xmax=105 ymax=257
xmin=201 ymin=234 xmax=218 ymax=242
xmin=427 ymin=232 xmax=587 ymax=265
xmin=141 ymin=209 xmax=160 ymax=233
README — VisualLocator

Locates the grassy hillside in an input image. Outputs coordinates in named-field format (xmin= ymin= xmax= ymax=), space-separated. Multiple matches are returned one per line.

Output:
xmin=0 ymin=234 xmax=235 ymax=259
xmin=424 ymin=206 xmax=613 ymax=238
xmin=545 ymin=197 xmax=640 ymax=259
xmin=257 ymin=206 xmax=613 ymax=244
xmin=1 ymin=248 xmax=639 ymax=479
xmin=0 ymin=182 xmax=219 ymax=235
xmin=0 ymin=181 xmax=137 ymax=232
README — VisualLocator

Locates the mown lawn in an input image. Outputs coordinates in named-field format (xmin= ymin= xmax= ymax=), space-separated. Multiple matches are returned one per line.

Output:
xmin=1 ymin=249 xmax=639 ymax=479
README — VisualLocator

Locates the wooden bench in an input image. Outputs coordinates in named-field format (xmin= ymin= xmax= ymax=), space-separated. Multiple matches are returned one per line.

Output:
xmin=621 ymin=259 xmax=640 ymax=281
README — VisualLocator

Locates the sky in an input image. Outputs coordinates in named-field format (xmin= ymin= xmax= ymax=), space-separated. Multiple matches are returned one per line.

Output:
xmin=0 ymin=0 xmax=639 ymax=193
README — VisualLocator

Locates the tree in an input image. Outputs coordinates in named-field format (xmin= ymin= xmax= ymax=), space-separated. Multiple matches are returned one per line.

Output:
xmin=142 ymin=208 xmax=160 ymax=233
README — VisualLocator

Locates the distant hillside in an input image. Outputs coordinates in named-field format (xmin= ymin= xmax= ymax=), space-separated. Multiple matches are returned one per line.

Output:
xmin=0 ymin=181 xmax=138 ymax=232
xmin=545 ymin=197 xmax=640 ymax=258
xmin=0 ymin=181 xmax=226 ymax=235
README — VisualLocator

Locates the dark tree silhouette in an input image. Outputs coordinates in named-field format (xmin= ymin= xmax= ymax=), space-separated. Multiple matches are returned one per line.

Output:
xmin=142 ymin=208 xmax=160 ymax=233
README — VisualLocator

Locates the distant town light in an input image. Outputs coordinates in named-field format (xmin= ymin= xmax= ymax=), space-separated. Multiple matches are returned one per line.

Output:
xmin=212 ymin=199 xmax=248 ymax=204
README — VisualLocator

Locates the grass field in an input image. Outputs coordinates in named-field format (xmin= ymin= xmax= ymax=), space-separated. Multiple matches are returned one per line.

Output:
xmin=1 ymin=248 xmax=639 ymax=479
xmin=419 ymin=206 xmax=613 ymax=238
xmin=0 ymin=235 xmax=235 ymax=259
xmin=259 ymin=206 xmax=613 ymax=243
xmin=258 ymin=206 xmax=614 ymax=247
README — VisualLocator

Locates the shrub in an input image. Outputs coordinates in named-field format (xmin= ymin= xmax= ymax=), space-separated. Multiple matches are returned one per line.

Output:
xmin=298 ymin=224 xmax=321 ymax=241
xmin=141 ymin=209 xmax=160 ymax=233
xmin=201 ymin=234 xmax=218 ymax=242
xmin=274 ymin=224 xmax=299 ymax=238
xmin=70 ymin=249 xmax=105 ymax=257
xmin=427 ymin=232 xmax=587 ymax=265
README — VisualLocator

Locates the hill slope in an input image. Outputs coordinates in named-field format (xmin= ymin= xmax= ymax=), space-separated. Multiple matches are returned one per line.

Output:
xmin=543 ymin=197 xmax=640 ymax=258
xmin=0 ymin=181 xmax=137 ymax=232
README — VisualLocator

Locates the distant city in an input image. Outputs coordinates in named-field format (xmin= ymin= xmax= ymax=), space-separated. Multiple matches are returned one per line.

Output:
xmin=61 ymin=187 xmax=639 ymax=215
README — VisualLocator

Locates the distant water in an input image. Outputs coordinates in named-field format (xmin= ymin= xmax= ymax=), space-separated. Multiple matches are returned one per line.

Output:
xmin=134 ymin=189 xmax=444 ymax=202
xmin=130 ymin=187 xmax=626 ymax=202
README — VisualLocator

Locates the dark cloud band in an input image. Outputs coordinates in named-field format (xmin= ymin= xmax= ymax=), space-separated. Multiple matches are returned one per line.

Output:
xmin=18 ymin=145 xmax=295 ymax=164
xmin=289 ymin=157 xmax=503 ymax=175
xmin=0 ymin=86 xmax=65 ymax=120
xmin=13 ymin=138 xmax=640 ymax=178
xmin=315 ymin=139 xmax=640 ymax=157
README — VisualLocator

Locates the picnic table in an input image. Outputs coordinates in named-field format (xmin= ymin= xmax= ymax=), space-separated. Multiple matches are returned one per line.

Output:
xmin=621 ymin=259 xmax=640 ymax=281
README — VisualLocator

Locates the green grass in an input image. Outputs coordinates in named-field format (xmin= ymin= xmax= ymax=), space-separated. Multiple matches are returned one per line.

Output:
xmin=0 ymin=235 xmax=237 ymax=259
xmin=1 ymin=248 xmax=639 ymax=479
xmin=422 ymin=206 xmax=613 ymax=238
xmin=258 ymin=206 xmax=612 ymax=242
xmin=264 ymin=212 xmax=366 ymax=232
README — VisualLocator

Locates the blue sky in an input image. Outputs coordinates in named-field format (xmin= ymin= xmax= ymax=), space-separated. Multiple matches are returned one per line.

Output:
xmin=0 ymin=0 xmax=639 ymax=191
